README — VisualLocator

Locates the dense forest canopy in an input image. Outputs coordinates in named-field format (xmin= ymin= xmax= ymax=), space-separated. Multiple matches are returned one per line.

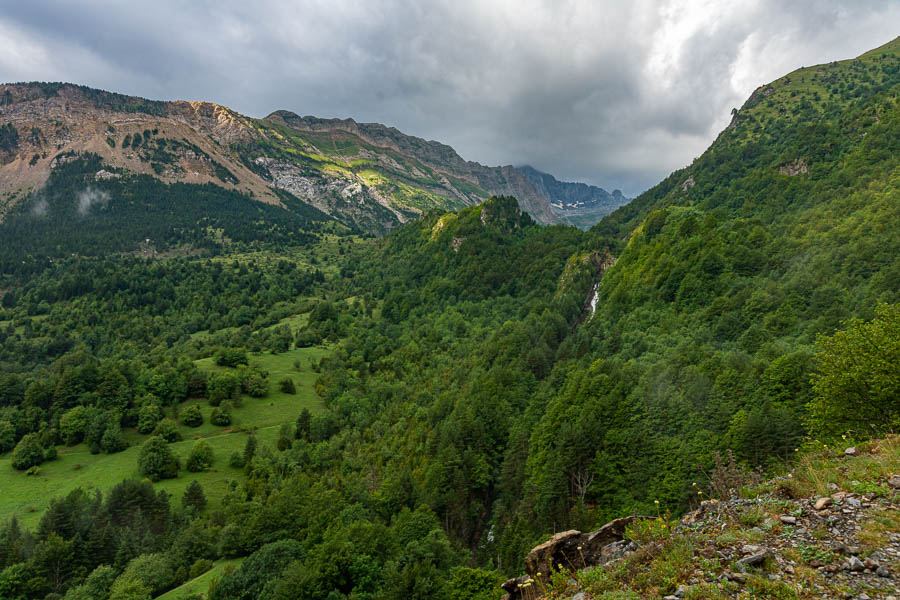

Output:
xmin=0 ymin=38 xmax=897 ymax=600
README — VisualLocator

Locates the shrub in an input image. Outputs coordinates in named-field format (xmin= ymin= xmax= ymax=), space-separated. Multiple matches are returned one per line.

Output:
xmin=215 ymin=347 xmax=248 ymax=368
xmin=181 ymin=405 xmax=204 ymax=427
xmin=152 ymin=419 xmax=183 ymax=443
xmin=59 ymin=406 xmax=88 ymax=446
xmin=207 ymin=373 xmax=240 ymax=407
xmin=0 ymin=420 xmax=15 ymax=453
xmin=137 ymin=403 xmax=162 ymax=434
xmin=101 ymin=424 xmax=128 ymax=453
xmin=229 ymin=451 xmax=244 ymax=469
xmin=11 ymin=433 xmax=45 ymax=470
xmin=278 ymin=377 xmax=296 ymax=394
xmin=210 ymin=401 xmax=232 ymax=426
xmin=185 ymin=440 xmax=214 ymax=472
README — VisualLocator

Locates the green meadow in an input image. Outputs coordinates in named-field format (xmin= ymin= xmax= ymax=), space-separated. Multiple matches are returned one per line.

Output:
xmin=0 ymin=345 xmax=329 ymax=529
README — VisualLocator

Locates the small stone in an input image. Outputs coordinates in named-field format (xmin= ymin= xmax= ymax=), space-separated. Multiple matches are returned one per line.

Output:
xmin=738 ymin=552 xmax=768 ymax=568
xmin=844 ymin=446 xmax=858 ymax=456
xmin=864 ymin=558 xmax=879 ymax=569
xmin=828 ymin=482 xmax=838 ymax=490
xmin=725 ymin=571 xmax=747 ymax=584
xmin=877 ymin=566 xmax=890 ymax=577
xmin=572 ymin=594 xmax=586 ymax=600
xmin=888 ymin=475 xmax=900 ymax=489
xmin=846 ymin=497 xmax=861 ymax=508
xmin=848 ymin=556 xmax=865 ymax=572
xmin=780 ymin=516 xmax=797 ymax=524
xmin=742 ymin=544 xmax=761 ymax=554
xmin=674 ymin=586 xmax=687 ymax=598
xmin=814 ymin=497 xmax=833 ymax=510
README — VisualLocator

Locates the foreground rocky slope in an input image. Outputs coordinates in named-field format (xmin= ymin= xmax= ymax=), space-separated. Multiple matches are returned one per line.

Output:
xmin=501 ymin=438 xmax=900 ymax=600
xmin=0 ymin=82 xmax=623 ymax=233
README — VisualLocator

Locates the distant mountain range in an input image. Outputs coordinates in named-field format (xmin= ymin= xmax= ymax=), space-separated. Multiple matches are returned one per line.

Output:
xmin=0 ymin=83 xmax=626 ymax=234
xmin=516 ymin=165 xmax=629 ymax=228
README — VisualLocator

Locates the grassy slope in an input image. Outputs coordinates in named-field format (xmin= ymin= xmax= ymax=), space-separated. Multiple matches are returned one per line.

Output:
xmin=0 ymin=345 xmax=328 ymax=529
xmin=155 ymin=558 xmax=244 ymax=600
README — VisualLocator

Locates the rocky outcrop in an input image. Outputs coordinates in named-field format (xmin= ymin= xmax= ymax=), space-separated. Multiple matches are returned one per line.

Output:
xmin=502 ymin=440 xmax=900 ymax=600
xmin=779 ymin=158 xmax=809 ymax=176
xmin=501 ymin=516 xmax=650 ymax=600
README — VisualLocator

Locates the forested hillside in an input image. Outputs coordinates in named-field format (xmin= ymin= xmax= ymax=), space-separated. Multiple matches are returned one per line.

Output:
xmin=0 ymin=39 xmax=896 ymax=600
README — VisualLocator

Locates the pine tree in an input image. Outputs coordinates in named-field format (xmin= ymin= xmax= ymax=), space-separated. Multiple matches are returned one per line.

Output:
xmin=242 ymin=434 xmax=257 ymax=466
xmin=182 ymin=480 xmax=207 ymax=511
xmin=295 ymin=408 xmax=311 ymax=441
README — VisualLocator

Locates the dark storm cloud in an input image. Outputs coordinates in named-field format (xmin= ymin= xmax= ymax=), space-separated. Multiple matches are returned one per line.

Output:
xmin=1 ymin=0 xmax=897 ymax=195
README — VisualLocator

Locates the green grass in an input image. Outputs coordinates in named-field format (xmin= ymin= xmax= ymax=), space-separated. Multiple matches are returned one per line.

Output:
xmin=0 ymin=345 xmax=329 ymax=528
xmin=155 ymin=558 xmax=243 ymax=600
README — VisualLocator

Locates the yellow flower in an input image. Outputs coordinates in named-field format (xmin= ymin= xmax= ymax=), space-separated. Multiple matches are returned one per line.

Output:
xmin=654 ymin=499 xmax=660 ymax=505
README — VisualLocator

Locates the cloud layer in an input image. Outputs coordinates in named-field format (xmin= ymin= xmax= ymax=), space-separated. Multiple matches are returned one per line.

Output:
xmin=1 ymin=1 xmax=897 ymax=195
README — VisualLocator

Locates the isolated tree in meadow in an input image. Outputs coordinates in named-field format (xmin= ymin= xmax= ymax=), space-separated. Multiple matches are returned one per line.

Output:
xmin=137 ymin=436 xmax=179 ymax=481
xmin=185 ymin=440 xmax=214 ymax=472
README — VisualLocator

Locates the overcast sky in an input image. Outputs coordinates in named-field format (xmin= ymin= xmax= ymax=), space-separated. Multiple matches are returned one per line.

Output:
xmin=1 ymin=1 xmax=897 ymax=195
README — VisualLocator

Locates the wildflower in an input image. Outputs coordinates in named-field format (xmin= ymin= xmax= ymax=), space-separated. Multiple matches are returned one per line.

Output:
xmin=692 ymin=482 xmax=697 ymax=487
xmin=654 ymin=499 xmax=660 ymax=505
xmin=842 ymin=434 xmax=847 ymax=440
xmin=698 ymin=490 xmax=703 ymax=496
xmin=577 ymin=546 xmax=582 ymax=550
xmin=558 ymin=563 xmax=564 ymax=570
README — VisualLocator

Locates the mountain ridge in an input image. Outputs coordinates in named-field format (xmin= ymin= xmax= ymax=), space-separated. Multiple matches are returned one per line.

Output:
xmin=0 ymin=82 xmax=623 ymax=233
